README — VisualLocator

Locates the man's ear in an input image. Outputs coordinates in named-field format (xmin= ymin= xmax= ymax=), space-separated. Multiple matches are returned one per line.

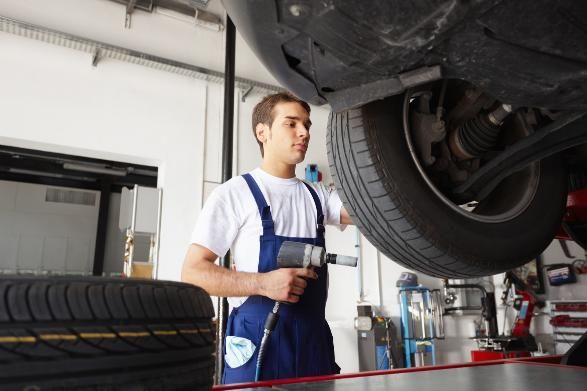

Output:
xmin=256 ymin=123 xmax=268 ymax=143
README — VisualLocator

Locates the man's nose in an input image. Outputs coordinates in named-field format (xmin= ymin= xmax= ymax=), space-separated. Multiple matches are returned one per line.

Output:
xmin=297 ymin=125 xmax=309 ymax=139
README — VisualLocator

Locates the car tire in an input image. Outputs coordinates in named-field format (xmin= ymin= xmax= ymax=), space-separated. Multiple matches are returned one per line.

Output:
xmin=0 ymin=275 xmax=215 ymax=390
xmin=327 ymin=95 xmax=568 ymax=277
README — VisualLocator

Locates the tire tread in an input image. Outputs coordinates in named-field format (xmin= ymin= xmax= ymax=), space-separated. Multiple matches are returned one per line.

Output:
xmin=0 ymin=276 xmax=215 ymax=390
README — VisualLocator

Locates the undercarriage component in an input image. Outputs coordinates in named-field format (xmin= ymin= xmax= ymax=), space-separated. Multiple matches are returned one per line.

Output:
xmin=411 ymin=92 xmax=446 ymax=166
xmin=449 ymin=103 xmax=512 ymax=160
xmin=454 ymin=112 xmax=587 ymax=199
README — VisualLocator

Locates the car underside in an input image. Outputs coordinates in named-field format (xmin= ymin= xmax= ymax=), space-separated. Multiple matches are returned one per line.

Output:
xmin=223 ymin=0 xmax=587 ymax=277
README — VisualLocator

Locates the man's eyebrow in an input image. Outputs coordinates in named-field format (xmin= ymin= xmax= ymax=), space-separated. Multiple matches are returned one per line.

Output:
xmin=284 ymin=116 xmax=312 ymax=127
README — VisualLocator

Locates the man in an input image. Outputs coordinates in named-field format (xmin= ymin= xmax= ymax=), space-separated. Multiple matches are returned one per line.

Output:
xmin=181 ymin=92 xmax=352 ymax=384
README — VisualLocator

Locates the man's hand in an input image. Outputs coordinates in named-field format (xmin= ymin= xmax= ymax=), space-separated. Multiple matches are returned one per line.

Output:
xmin=259 ymin=267 xmax=318 ymax=303
xmin=340 ymin=207 xmax=353 ymax=225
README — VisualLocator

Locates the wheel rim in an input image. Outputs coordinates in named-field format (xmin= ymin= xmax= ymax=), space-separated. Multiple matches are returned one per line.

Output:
xmin=402 ymin=86 xmax=541 ymax=224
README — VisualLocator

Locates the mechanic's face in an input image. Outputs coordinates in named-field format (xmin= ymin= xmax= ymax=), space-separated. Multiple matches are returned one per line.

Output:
xmin=258 ymin=101 xmax=311 ymax=165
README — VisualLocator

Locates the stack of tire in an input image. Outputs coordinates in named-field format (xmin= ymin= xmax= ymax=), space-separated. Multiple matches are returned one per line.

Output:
xmin=0 ymin=276 xmax=215 ymax=390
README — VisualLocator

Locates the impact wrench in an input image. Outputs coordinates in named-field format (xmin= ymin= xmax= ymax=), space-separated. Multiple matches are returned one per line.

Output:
xmin=255 ymin=241 xmax=358 ymax=381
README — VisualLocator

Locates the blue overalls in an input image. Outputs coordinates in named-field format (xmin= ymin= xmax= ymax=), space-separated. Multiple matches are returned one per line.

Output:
xmin=222 ymin=173 xmax=340 ymax=384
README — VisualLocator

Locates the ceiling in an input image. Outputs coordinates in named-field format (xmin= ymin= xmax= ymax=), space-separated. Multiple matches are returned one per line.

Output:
xmin=108 ymin=0 xmax=223 ymax=30
xmin=110 ymin=0 xmax=211 ymax=15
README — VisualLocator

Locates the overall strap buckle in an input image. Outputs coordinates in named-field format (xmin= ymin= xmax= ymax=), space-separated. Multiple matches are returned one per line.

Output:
xmin=302 ymin=182 xmax=326 ymax=240
xmin=316 ymin=223 xmax=325 ymax=235
xmin=242 ymin=173 xmax=276 ymax=236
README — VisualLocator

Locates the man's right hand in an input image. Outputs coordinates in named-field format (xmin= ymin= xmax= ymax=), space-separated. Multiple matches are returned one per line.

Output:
xmin=259 ymin=267 xmax=318 ymax=303
xmin=182 ymin=244 xmax=320 ymax=301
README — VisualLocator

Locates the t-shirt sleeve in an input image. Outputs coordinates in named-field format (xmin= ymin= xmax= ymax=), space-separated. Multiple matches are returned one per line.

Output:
xmin=317 ymin=183 xmax=346 ymax=229
xmin=190 ymin=187 xmax=240 ymax=258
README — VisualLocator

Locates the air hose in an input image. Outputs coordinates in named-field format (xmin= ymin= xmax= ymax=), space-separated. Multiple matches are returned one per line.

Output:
xmin=255 ymin=301 xmax=280 ymax=381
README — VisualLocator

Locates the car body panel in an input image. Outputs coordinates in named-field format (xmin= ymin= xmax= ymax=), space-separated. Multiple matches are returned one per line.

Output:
xmin=223 ymin=0 xmax=587 ymax=111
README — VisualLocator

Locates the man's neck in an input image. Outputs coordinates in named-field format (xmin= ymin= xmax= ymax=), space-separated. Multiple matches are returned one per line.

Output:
xmin=261 ymin=160 xmax=297 ymax=179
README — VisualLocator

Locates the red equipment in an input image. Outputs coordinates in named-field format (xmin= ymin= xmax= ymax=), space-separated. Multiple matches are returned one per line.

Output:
xmin=511 ymin=290 xmax=536 ymax=338
xmin=471 ymin=272 xmax=541 ymax=361
xmin=470 ymin=350 xmax=530 ymax=361
xmin=550 ymin=315 xmax=587 ymax=328
xmin=555 ymin=188 xmax=587 ymax=247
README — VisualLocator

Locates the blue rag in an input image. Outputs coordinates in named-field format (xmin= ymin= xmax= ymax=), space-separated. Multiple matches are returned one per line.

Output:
xmin=225 ymin=336 xmax=256 ymax=368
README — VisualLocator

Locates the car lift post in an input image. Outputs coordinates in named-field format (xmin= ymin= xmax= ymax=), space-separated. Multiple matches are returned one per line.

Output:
xmin=215 ymin=14 xmax=236 ymax=385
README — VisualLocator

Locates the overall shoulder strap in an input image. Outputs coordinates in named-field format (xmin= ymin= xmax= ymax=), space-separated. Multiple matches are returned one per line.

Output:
xmin=302 ymin=182 xmax=325 ymax=240
xmin=242 ymin=173 xmax=274 ymax=236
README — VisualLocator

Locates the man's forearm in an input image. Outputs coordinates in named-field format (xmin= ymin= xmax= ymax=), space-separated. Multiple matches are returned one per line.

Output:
xmin=182 ymin=260 xmax=262 ymax=298
xmin=182 ymin=244 xmax=319 ymax=303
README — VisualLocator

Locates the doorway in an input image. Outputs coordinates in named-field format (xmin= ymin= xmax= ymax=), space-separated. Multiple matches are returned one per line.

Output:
xmin=0 ymin=145 xmax=158 ymax=276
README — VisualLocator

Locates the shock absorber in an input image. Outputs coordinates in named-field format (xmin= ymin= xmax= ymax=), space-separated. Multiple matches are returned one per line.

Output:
xmin=449 ymin=103 xmax=513 ymax=160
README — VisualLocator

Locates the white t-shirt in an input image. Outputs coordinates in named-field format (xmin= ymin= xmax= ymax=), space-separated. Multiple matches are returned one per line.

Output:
xmin=191 ymin=168 xmax=344 ymax=307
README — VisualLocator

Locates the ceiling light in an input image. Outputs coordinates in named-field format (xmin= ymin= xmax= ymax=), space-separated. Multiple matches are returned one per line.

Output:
xmin=9 ymin=168 xmax=64 ymax=178
xmin=63 ymin=163 xmax=128 ymax=176
xmin=8 ymin=168 xmax=96 ymax=182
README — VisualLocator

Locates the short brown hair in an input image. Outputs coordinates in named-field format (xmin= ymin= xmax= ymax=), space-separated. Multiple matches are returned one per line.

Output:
xmin=252 ymin=92 xmax=311 ymax=157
